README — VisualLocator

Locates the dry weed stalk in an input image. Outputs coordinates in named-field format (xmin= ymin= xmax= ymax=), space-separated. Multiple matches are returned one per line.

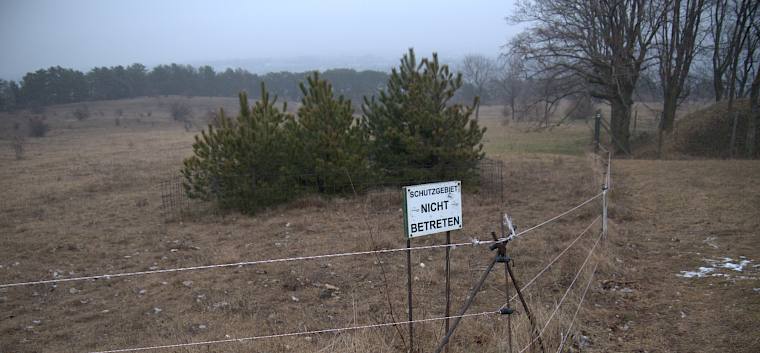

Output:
xmin=345 ymin=169 xmax=408 ymax=351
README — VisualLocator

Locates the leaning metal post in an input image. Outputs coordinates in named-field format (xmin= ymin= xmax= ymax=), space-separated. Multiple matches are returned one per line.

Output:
xmin=505 ymin=257 xmax=547 ymax=353
xmin=493 ymin=230 xmax=546 ymax=353
xmin=433 ymin=251 xmax=498 ymax=353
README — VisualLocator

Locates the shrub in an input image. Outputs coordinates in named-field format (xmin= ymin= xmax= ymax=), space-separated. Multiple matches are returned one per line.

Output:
xmin=28 ymin=116 xmax=49 ymax=137
xmin=181 ymin=84 xmax=298 ymax=213
xmin=204 ymin=109 xmax=222 ymax=128
xmin=181 ymin=50 xmax=487 ymax=214
xmin=293 ymin=72 xmax=370 ymax=193
xmin=12 ymin=135 xmax=25 ymax=160
xmin=170 ymin=102 xmax=191 ymax=122
xmin=362 ymin=49 xmax=486 ymax=183
xmin=30 ymin=106 xmax=46 ymax=114
xmin=170 ymin=102 xmax=193 ymax=131
xmin=673 ymin=99 xmax=753 ymax=158
xmin=73 ymin=105 xmax=90 ymax=121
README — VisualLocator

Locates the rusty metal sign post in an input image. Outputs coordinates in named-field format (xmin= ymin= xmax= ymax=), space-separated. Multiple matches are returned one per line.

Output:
xmin=402 ymin=181 xmax=463 ymax=353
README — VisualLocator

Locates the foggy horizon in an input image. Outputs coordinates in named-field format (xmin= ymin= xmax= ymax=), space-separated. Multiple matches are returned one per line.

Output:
xmin=0 ymin=0 xmax=522 ymax=80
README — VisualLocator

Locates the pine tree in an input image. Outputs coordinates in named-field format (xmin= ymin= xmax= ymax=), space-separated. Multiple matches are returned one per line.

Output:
xmin=182 ymin=83 xmax=298 ymax=213
xmin=362 ymin=49 xmax=486 ymax=183
xmin=294 ymin=72 xmax=369 ymax=193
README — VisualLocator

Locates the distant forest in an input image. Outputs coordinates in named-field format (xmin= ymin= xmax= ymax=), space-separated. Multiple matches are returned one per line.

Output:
xmin=0 ymin=64 xmax=419 ymax=111
xmin=0 ymin=60 xmax=716 ymax=119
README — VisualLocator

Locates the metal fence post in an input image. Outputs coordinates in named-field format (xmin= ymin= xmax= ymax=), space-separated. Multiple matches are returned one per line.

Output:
xmin=602 ymin=183 xmax=608 ymax=238
xmin=594 ymin=112 xmax=601 ymax=152
xmin=444 ymin=230 xmax=451 ymax=353
xmin=406 ymin=236 xmax=414 ymax=353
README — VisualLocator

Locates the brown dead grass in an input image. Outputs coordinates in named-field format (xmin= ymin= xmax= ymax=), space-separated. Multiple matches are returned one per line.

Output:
xmin=0 ymin=99 xmax=608 ymax=353
xmin=3 ymin=98 xmax=755 ymax=353
xmin=669 ymin=99 xmax=755 ymax=158
xmin=582 ymin=159 xmax=760 ymax=352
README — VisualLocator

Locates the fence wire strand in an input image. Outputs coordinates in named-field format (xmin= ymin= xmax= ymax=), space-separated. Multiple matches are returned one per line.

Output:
xmin=83 ymin=214 xmax=604 ymax=353
xmin=1 ymin=145 xmax=616 ymax=353
xmin=555 ymin=261 xmax=599 ymax=353
xmin=0 ymin=192 xmax=601 ymax=289
xmin=88 ymin=310 xmax=499 ymax=353
xmin=517 ymin=228 xmax=603 ymax=353
xmin=500 ymin=192 xmax=602 ymax=243
xmin=0 ymin=241 xmax=480 ymax=288
xmin=500 ymin=215 xmax=600 ymax=309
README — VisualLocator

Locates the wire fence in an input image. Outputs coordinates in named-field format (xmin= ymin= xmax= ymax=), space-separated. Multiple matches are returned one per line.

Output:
xmin=88 ymin=310 xmax=500 ymax=353
xmin=0 ymin=193 xmax=601 ymax=290
xmin=68 ymin=210 xmax=607 ymax=353
xmin=3 ymin=146 xmax=615 ymax=353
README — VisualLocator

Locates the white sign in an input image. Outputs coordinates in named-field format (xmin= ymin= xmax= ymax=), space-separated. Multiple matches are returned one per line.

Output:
xmin=403 ymin=181 xmax=462 ymax=238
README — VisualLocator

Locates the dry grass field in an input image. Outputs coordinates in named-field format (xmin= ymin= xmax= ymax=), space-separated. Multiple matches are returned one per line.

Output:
xmin=592 ymin=159 xmax=760 ymax=352
xmin=1 ymin=97 xmax=758 ymax=353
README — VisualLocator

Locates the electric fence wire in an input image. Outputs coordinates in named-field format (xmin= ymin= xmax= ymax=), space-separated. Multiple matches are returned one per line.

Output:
xmin=499 ymin=214 xmax=600 ymax=310
xmin=0 ymin=193 xmax=603 ymax=289
xmin=88 ymin=309 xmax=500 ymax=353
xmin=517 ymin=227 xmax=604 ymax=353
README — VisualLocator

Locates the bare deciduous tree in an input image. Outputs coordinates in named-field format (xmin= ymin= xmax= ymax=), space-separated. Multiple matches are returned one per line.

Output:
xmin=710 ymin=0 xmax=758 ymax=102
xmin=657 ymin=0 xmax=707 ymax=134
xmin=746 ymin=25 xmax=760 ymax=157
xmin=526 ymin=68 xmax=585 ymax=128
xmin=509 ymin=0 xmax=665 ymax=152
xmin=494 ymin=53 xmax=525 ymax=121
xmin=652 ymin=0 xmax=707 ymax=158
xmin=460 ymin=54 xmax=496 ymax=120
xmin=712 ymin=0 xmax=760 ymax=156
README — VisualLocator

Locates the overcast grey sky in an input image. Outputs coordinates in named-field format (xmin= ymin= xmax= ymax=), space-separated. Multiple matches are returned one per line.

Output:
xmin=0 ymin=0 xmax=522 ymax=79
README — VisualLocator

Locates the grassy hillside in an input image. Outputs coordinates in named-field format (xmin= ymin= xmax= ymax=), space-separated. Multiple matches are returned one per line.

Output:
xmin=671 ymin=99 xmax=755 ymax=158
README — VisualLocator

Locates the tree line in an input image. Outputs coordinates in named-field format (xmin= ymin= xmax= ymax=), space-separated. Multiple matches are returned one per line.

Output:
xmin=0 ymin=64 xmax=393 ymax=111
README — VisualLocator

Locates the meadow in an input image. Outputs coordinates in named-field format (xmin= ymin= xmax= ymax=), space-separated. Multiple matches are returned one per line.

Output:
xmin=0 ymin=97 xmax=757 ymax=352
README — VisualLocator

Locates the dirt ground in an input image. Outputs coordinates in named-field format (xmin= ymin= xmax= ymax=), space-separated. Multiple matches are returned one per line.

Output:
xmin=0 ymin=99 xmax=758 ymax=353
xmin=583 ymin=159 xmax=760 ymax=353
